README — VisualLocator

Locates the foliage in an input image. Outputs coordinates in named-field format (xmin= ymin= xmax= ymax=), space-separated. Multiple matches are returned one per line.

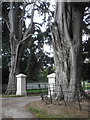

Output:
xmin=82 ymin=7 xmax=90 ymax=81
xmin=23 ymin=27 xmax=54 ymax=82
xmin=82 ymin=37 xmax=90 ymax=80
xmin=27 ymin=89 xmax=48 ymax=94
xmin=2 ymin=19 xmax=10 ymax=84
xmin=83 ymin=7 xmax=90 ymax=34
xmin=2 ymin=1 xmax=54 ymax=86
xmin=2 ymin=21 xmax=10 ymax=69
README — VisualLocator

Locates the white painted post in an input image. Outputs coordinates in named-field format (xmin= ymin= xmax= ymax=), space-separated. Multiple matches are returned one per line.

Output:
xmin=47 ymin=73 xmax=55 ymax=97
xmin=16 ymin=73 xmax=27 ymax=95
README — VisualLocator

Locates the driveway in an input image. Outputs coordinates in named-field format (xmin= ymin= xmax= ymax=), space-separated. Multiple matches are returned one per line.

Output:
xmin=1 ymin=96 xmax=41 ymax=119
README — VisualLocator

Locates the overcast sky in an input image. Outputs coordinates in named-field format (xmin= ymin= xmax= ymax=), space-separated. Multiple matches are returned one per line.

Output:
xmin=25 ymin=1 xmax=55 ymax=57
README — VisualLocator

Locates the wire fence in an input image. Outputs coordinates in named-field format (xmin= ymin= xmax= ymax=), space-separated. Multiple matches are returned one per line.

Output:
xmin=26 ymin=83 xmax=48 ymax=95
xmin=40 ymin=83 xmax=90 ymax=113
xmin=26 ymin=82 xmax=90 ymax=112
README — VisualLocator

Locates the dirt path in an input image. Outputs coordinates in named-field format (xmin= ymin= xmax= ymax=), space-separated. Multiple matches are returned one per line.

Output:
xmin=2 ymin=96 xmax=41 ymax=119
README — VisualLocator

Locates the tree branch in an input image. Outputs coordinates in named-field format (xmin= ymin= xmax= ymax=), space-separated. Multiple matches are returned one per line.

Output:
xmin=2 ymin=16 xmax=10 ymax=32
xmin=23 ymin=3 xmax=35 ymax=40
xmin=14 ymin=33 xmax=33 ymax=73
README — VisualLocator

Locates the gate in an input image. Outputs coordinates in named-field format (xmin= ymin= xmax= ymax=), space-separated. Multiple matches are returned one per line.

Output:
xmin=26 ymin=82 xmax=48 ymax=95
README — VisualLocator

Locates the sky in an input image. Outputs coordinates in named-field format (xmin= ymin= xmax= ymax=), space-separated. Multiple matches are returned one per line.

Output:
xmin=25 ymin=1 xmax=55 ymax=57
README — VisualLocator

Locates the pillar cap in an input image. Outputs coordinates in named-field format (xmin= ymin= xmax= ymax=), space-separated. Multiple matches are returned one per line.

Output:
xmin=47 ymin=73 xmax=55 ymax=78
xmin=16 ymin=73 xmax=27 ymax=78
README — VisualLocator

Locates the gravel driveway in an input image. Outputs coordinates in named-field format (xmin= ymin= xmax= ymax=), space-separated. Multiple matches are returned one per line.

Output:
xmin=2 ymin=96 xmax=41 ymax=119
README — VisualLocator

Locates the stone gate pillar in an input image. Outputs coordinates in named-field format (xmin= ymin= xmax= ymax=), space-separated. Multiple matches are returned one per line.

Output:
xmin=47 ymin=73 xmax=55 ymax=97
xmin=16 ymin=73 xmax=27 ymax=95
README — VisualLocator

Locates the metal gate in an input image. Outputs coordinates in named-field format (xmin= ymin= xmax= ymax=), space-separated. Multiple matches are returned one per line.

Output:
xmin=26 ymin=82 xmax=48 ymax=95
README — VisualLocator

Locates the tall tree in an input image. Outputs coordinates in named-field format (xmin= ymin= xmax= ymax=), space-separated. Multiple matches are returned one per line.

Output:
xmin=2 ymin=2 xmax=35 ymax=94
xmin=51 ymin=2 xmax=90 ymax=101
xmin=2 ymin=1 xmax=53 ymax=94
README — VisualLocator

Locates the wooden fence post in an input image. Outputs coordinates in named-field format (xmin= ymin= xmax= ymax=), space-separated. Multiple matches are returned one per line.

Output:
xmin=75 ymin=85 xmax=81 ymax=110
xmin=60 ymin=84 xmax=66 ymax=106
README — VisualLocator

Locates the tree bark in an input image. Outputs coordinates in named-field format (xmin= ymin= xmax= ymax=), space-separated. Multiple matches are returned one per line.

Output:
xmin=51 ymin=2 xmax=87 ymax=101
xmin=5 ymin=2 xmax=19 ymax=94
xmin=5 ymin=2 xmax=35 ymax=94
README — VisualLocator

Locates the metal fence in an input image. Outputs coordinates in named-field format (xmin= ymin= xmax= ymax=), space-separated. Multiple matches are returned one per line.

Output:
xmin=81 ymin=81 xmax=90 ymax=90
xmin=26 ymin=82 xmax=48 ymax=95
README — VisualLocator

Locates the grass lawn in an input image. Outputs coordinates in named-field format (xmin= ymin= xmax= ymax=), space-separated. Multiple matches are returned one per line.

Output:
xmin=27 ymin=101 xmax=89 ymax=119
xmin=82 ymin=82 xmax=90 ymax=90
xmin=27 ymin=89 xmax=48 ymax=94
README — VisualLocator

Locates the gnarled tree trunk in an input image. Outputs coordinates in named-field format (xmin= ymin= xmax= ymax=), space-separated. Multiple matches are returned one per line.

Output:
xmin=51 ymin=2 xmax=86 ymax=101
xmin=5 ymin=2 xmax=22 ymax=94
xmin=5 ymin=2 xmax=35 ymax=94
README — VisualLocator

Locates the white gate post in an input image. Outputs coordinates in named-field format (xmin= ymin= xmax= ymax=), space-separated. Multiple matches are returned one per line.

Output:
xmin=16 ymin=73 xmax=27 ymax=95
xmin=47 ymin=73 xmax=55 ymax=97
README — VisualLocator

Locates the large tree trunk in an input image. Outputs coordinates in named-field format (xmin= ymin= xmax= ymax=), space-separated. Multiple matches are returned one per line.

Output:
xmin=51 ymin=2 xmax=86 ymax=101
xmin=5 ymin=2 xmax=35 ymax=94
xmin=5 ymin=2 xmax=20 ymax=94
xmin=6 ymin=36 xmax=17 ymax=94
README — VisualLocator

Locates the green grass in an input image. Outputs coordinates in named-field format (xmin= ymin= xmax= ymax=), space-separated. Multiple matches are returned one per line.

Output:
xmin=83 ymin=87 xmax=90 ymax=90
xmin=27 ymin=89 xmax=48 ymax=93
xmin=82 ymin=82 xmax=90 ymax=90
xmin=29 ymin=107 xmax=81 ymax=119
xmin=29 ymin=107 xmax=46 ymax=118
